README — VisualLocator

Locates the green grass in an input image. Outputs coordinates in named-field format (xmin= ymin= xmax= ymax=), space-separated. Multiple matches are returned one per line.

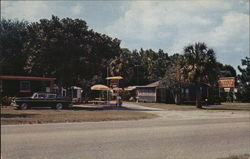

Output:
xmin=1 ymin=105 xmax=157 ymax=125
xmin=135 ymin=102 xmax=250 ymax=111
xmin=205 ymin=103 xmax=250 ymax=111
xmin=218 ymin=154 xmax=250 ymax=159
xmin=135 ymin=102 xmax=197 ymax=110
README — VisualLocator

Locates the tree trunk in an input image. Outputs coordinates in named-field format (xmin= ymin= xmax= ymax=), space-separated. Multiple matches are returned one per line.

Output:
xmin=195 ymin=83 xmax=202 ymax=109
xmin=174 ymin=94 xmax=180 ymax=105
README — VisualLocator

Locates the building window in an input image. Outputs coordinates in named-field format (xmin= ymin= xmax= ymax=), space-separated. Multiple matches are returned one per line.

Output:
xmin=20 ymin=81 xmax=31 ymax=92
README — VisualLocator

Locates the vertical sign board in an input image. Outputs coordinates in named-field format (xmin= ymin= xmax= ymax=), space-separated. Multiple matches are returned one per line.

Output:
xmin=218 ymin=77 xmax=235 ymax=102
xmin=110 ymin=79 xmax=119 ymax=88
xmin=219 ymin=77 xmax=235 ymax=88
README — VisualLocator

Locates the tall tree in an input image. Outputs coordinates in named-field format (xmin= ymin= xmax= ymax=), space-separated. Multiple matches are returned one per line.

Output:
xmin=237 ymin=57 xmax=250 ymax=102
xmin=0 ymin=19 xmax=28 ymax=75
xmin=217 ymin=62 xmax=236 ymax=77
xmin=23 ymin=15 xmax=121 ymax=88
xmin=108 ymin=48 xmax=135 ymax=86
xmin=109 ymin=48 xmax=170 ymax=86
xmin=179 ymin=42 xmax=218 ymax=108
xmin=160 ymin=53 xmax=183 ymax=104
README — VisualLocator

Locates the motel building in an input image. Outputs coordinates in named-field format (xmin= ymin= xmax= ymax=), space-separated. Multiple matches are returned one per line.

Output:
xmin=127 ymin=81 xmax=209 ymax=104
xmin=0 ymin=76 xmax=56 ymax=97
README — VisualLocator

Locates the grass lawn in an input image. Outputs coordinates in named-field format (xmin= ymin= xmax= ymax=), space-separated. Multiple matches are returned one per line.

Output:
xmin=136 ymin=102 xmax=250 ymax=111
xmin=205 ymin=102 xmax=250 ymax=111
xmin=136 ymin=102 xmax=197 ymax=110
xmin=1 ymin=105 xmax=157 ymax=125
xmin=218 ymin=154 xmax=250 ymax=159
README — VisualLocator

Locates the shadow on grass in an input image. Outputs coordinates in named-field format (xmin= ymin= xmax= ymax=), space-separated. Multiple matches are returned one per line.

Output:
xmin=72 ymin=106 xmax=161 ymax=112
xmin=203 ymin=106 xmax=250 ymax=111
xmin=2 ymin=105 xmax=161 ymax=112
xmin=1 ymin=113 xmax=38 ymax=118
xmin=218 ymin=154 xmax=250 ymax=159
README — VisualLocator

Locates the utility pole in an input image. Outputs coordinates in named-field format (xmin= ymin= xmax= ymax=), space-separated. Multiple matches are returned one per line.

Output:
xmin=106 ymin=65 xmax=109 ymax=104
xmin=135 ymin=65 xmax=140 ymax=85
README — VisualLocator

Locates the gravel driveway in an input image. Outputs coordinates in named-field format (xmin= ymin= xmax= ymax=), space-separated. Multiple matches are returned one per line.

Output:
xmin=123 ymin=102 xmax=250 ymax=120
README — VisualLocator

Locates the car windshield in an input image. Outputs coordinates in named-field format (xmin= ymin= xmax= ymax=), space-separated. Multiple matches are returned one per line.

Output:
xmin=47 ymin=94 xmax=56 ymax=98
xmin=38 ymin=93 xmax=46 ymax=98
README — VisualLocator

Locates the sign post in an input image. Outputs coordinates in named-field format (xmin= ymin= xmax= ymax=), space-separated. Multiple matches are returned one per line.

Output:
xmin=106 ymin=76 xmax=123 ymax=106
xmin=219 ymin=77 xmax=235 ymax=102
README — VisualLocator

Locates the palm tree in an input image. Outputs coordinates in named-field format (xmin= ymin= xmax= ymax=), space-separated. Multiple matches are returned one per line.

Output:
xmin=179 ymin=42 xmax=218 ymax=108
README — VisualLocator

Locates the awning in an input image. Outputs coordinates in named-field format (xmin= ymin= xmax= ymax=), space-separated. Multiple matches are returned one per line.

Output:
xmin=124 ymin=86 xmax=137 ymax=91
xmin=0 ymin=76 xmax=56 ymax=81
xmin=106 ymin=76 xmax=123 ymax=80
xmin=91 ymin=84 xmax=110 ymax=90
xmin=71 ymin=86 xmax=82 ymax=90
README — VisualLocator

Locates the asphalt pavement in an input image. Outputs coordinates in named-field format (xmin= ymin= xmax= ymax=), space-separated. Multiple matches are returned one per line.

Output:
xmin=1 ymin=103 xmax=250 ymax=159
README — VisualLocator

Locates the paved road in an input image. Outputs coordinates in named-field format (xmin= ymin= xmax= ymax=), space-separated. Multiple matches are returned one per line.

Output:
xmin=1 ymin=103 xmax=250 ymax=159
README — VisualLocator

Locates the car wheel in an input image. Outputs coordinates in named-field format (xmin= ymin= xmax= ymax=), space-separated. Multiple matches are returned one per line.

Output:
xmin=20 ymin=103 xmax=28 ymax=110
xmin=55 ymin=103 xmax=63 ymax=110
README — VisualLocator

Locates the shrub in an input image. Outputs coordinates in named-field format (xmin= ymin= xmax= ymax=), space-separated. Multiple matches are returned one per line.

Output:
xmin=208 ymin=95 xmax=221 ymax=105
xmin=1 ymin=96 xmax=13 ymax=106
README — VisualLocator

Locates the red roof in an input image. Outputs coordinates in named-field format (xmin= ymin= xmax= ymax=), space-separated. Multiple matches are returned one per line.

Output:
xmin=0 ymin=76 xmax=56 ymax=81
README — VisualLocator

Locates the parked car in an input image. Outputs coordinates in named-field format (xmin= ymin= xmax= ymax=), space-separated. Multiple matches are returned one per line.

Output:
xmin=13 ymin=92 xmax=72 ymax=110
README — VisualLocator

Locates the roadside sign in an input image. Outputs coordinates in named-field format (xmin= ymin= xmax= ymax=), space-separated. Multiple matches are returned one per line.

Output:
xmin=224 ymin=88 xmax=230 ymax=92
xmin=219 ymin=77 xmax=235 ymax=88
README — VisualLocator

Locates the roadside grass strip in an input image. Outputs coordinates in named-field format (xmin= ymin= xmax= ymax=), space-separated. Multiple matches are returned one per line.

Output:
xmin=217 ymin=154 xmax=250 ymax=159
xmin=1 ymin=105 xmax=157 ymax=125
xmin=135 ymin=102 xmax=250 ymax=111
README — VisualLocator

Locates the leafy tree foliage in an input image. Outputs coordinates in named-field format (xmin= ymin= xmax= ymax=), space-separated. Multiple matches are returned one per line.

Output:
xmin=0 ymin=19 xmax=28 ymax=75
xmin=217 ymin=62 xmax=236 ymax=77
xmin=22 ymin=15 xmax=121 ymax=88
xmin=159 ymin=53 xmax=183 ymax=104
xmin=179 ymin=42 xmax=218 ymax=108
xmin=237 ymin=57 xmax=250 ymax=102
xmin=2 ymin=16 xmax=244 ymax=105
xmin=108 ymin=48 xmax=170 ymax=86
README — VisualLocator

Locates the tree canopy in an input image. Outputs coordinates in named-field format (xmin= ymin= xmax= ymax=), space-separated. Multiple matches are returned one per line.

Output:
xmin=237 ymin=57 xmax=250 ymax=102
xmin=0 ymin=19 xmax=28 ymax=75
xmin=108 ymin=48 xmax=170 ymax=86
xmin=179 ymin=42 xmax=219 ymax=108
xmin=1 ymin=16 xmax=121 ymax=91
xmin=1 ymin=16 xmax=245 ymax=104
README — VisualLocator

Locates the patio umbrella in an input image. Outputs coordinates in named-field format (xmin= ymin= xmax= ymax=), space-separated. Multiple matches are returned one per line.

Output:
xmin=91 ymin=84 xmax=110 ymax=91
xmin=106 ymin=76 xmax=123 ymax=80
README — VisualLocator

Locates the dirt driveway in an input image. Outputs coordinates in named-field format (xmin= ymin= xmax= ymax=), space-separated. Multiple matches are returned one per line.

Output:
xmin=123 ymin=102 xmax=250 ymax=121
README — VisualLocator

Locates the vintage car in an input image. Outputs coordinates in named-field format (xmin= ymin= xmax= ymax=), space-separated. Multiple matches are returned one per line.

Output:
xmin=13 ymin=92 xmax=72 ymax=110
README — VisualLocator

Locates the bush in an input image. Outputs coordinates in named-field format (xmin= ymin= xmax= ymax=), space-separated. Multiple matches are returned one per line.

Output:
xmin=1 ymin=96 xmax=13 ymax=106
xmin=120 ymin=90 xmax=136 ymax=101
xmin=208 ymin=95 xmax=221 ymax=105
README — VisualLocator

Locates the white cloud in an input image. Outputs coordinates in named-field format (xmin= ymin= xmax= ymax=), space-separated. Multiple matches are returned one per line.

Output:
xmin=1 ymin=1 xmax=85 ymax=22
xmin=1 ymin=1 xmax=50 ymax=21
xmin=105 ymin=1 xmax=232 ymax=43
xmin=70 ymin=3 xmax=82 ymax=15
xmin=104 ymin=0 xmax=249 ymax=69
xmin=1 ymin=0 xmax=249 ymax=71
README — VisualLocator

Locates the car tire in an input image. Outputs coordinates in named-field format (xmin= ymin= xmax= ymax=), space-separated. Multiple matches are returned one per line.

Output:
xmin=20 ymin=103 xmax=28 ymax=110
xmin=55 ymin=103 xmax=63 ymax=110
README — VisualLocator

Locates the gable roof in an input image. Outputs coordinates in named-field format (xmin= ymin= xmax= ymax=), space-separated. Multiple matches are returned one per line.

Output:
xmin=136 ymin=81 xmax=160 ymax=88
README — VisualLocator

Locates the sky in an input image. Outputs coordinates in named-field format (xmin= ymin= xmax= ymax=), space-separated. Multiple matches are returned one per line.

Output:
xmin=1 ymin=0 xmax=250 ymax=73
